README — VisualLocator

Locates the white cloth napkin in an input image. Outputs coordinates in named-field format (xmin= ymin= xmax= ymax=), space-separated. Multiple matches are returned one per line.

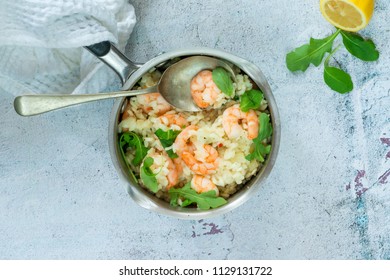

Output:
xmin=0 ymin=0 xmax=136 ymax=96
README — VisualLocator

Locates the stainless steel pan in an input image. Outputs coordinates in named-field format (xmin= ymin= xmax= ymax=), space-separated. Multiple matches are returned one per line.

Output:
xmin=87 ymin=42 xmax=281 ymax=219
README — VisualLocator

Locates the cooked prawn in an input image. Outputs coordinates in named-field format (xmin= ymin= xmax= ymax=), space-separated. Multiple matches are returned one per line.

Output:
xmin=181 ymin=146 xmax=218 ymax=175
xmin=136 ymin=93 xmax=171 ymax=116
xmin=173 ymin=157 xmax=184 ymax=177
xmin=191 ymin=175 xmax=219 ymax=196
xmin=190 ymin=70 xmax=222 ymax=108
xmin=158 ymin=111 xmax=188 ymax=129
xmin=222 ymin=104 xmax=259 ymax=140
xmin=174 ymin=125 xmax=219 ymax=175
xmin=174 ymin=125 xmax=198 ymax=153
xmin=143 ymin=149 xmax=179 ymax=190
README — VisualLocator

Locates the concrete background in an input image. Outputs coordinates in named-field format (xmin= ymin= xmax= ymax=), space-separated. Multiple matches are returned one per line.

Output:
xmin=0 ymin=0 xmax=389 ymax=259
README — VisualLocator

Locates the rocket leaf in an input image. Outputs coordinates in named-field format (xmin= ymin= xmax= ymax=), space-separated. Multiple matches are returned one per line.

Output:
xmin=212 ymin=67 xmax=234 ymax=97
xmin=155 ymin=128 xmax=181 ymax=158
xmin=169 ymin=182 xmax=227 ymax=210
xmin=140 ymin=157 xmax=159 ymax=193
xmin=340 ymin=31 xmax=379 ymax=61
xmin=322 ymin=46 xmax=353 ymax=94
xmin=119 ymin=132 xmax=148 ymax=166
xmin=240 ymin=89 xmax=264 ymax=112
xmin=245 ymin=113 xmax=272 ymax=162
xmin=286 ymin=30 xmax=340 ymax=72
xmin=324 ymin=66 xmax=353 ymax=94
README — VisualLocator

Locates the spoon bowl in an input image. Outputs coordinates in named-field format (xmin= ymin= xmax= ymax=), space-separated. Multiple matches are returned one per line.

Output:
xmin=14 ymin=56 xmax=235 ymax=116
xmin=159 ymin=56 xmax=235 ymax=112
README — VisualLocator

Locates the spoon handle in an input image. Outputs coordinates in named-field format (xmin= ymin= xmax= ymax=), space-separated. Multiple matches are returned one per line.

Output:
xmin=14 ymin=86 xmax=157 ymax=116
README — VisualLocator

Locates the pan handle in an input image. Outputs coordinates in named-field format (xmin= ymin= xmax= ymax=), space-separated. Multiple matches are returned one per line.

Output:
xmin=85 ymin=41 xmax=141 ymax=85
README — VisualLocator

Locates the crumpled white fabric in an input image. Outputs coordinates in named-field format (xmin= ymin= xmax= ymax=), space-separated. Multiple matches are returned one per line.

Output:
xmin=0 ymin=0 xmax=136 ymax=96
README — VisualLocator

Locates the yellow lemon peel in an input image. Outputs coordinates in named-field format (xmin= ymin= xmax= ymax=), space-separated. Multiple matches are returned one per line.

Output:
xmin=320 ymin=0 xmax=374 ymax=32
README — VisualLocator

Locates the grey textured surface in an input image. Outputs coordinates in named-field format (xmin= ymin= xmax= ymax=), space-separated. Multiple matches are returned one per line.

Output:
xmin=1 ymin=0 xmax=390 ymax=259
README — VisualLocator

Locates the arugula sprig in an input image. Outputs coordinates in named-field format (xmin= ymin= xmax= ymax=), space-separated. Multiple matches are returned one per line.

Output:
xmin=323 ymin=46 xmax=353 ymax=94
xmin=140 ymin=157 xmax=159 ymax=193
xmin=155 ymin=128 xmax=181 ymax=158
xmin=286 ymin=29 xmax=379 ymax=94
xmin=240 ymin=89 xmax=264 ymax=112
xmin=286 ymin=30 xmax=340 ymax=72
xmin=119 ymin=132 xmax=149 ymax=182
xmin=212 ymin=67 xmax=234 ymax=97
xmin=169 ymin=182 xmax=227 ymax=210
xmin=119 ymin=132 xmax=148 ymax=166
xmin=245 ymin=113 xmax=273 ymax=162
xmin=340 ymin=31 xmax=379 ymax=61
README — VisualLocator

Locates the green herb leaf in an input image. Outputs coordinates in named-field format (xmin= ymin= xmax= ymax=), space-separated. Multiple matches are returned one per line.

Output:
xmin=169 ymin=183 xmax=227 ymax=210
xmin=169 ymin=191 xmax=193 ymax=207
xmin=340 ymin=31 xmax=379 ymax=62
xmin=119 ymin=132 xmax=148 ymax=166
xmin=258 ymin=113 xmax=273 ymax=140
xmin=166 ymin=149 xmax=179 ymax=159
xmin=180 ymin=199 xmax=194 ymax=207
xmin=322 ymin=45 xmax=353 ymax=94
xmin=286 ymin=30 xmax=339 ymax=72
xmin=140 ymin=157 xmax=159 ymax=193
xmin=118 ymin=134 xmax=138 ymax=183
xmin=169 ymin=192 xmax=179 ymax=207
xmin=155 ymin=129 xmax=180 ymax=147
xmin=212 ymin=67 xmax=234 ymax=97
xmin=155 ymin=128 xmax=181 ymax=158
xmin=324 ymin=66 xmax=353 ymax=94
xmin=239 ymin=89 xmax=264 ymax=112
xmin=286 ymin=44 xmax=311 ymax=72
xmin=245 ymin=113 xmax=272 ymax=162
xmin=245 ymin=141 xmax=271 ymax=162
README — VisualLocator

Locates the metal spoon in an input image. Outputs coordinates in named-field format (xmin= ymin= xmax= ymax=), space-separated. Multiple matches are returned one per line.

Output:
xmin=14 ymin=56 xmax=235 ymax=116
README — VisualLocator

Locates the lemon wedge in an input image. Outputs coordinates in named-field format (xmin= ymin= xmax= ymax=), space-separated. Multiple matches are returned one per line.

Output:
xmin=320 ymin=0 xmax=374 ymax=32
